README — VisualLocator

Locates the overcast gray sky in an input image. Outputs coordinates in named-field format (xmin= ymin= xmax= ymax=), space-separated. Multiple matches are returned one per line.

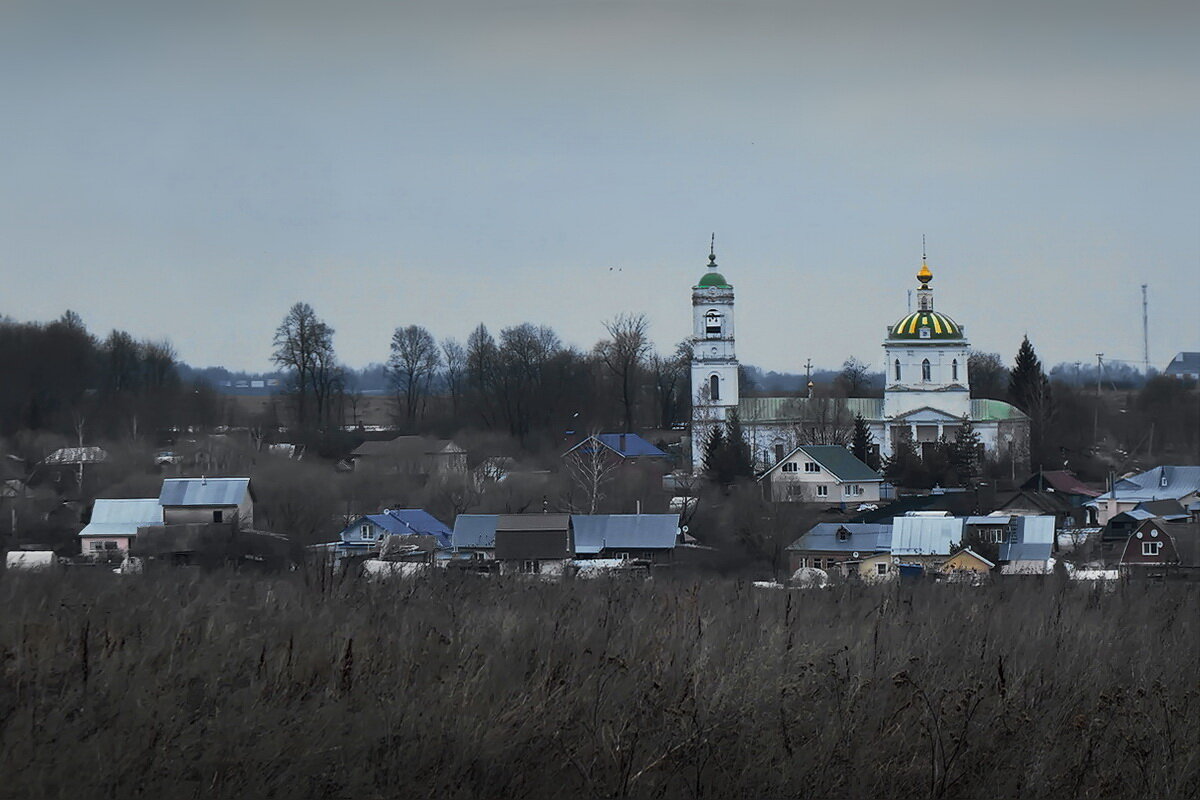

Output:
xmin=3 ymin=0 xmax=1198 ymax=373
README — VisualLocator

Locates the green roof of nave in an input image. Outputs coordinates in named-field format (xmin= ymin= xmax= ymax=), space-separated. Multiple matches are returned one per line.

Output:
xmin=735 ymin=397 xmax=1026 ymax=424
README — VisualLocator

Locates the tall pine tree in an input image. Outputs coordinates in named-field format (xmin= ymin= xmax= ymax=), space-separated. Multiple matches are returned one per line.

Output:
xmin=952 ymin=417 xmax=982 ymax=487
xmin=1008 ymin=335 xmax=1052 ymax=467
xmin=851 ymin=413 xmax=878 ymax=470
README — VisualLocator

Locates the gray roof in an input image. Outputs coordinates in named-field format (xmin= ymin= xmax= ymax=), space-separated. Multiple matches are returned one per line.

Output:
xmin=998 ymin=516 xmax=1055 ymax=563
xmin=571 ymin=514 xmax=679 ymax=554
xmin=496 ymin=514 xmax=571 ymax=532
xmin=79 ymin=498 xmax=162 ymax=537
xmin=452 ymin=515 xmax=498 ymax=549
xmin=1093 ymin=466 xmax=1200 ymax=504
xmin=891 ymin=516 xmax=964 ymax=556
xmin=45 ymin=446 xmax=108 ymax=465
xmin=786 ymin=523 xmax=892 ymax=554
xmin=1165 ymin=352 xmax=1200 ymax=376
xmin=159 ymin=477 xmax=250 ymax=507
xmin=351 ymin=436 xmax=464 ymax=459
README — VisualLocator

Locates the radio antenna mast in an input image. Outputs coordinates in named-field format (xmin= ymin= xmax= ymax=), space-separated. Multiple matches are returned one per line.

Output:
xmin=1141 ymin=283 xmax=1149 ymax=374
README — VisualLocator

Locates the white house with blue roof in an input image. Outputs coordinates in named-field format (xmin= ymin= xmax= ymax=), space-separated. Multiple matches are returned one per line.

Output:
xmin=339 ymin=509 xmax=452 ymax=549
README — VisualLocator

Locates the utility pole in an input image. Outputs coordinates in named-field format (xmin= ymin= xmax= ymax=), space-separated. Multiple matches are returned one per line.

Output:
xmin=1141 ymin=283 xmax=1149 ymax=375
xmin=1093 ymin=354 xmax=1103 ymax=445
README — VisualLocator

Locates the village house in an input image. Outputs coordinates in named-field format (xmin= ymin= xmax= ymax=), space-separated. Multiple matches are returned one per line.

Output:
xmin=78 ymin=498 xmax=162 ymax=559
xmin=1164 ymin=352 xmax=1200 ymax=381
xmin=889 ymin=515 xmax=965 ymax=573
xmin=785 ymin=522 xmax=892 ymax=579
xmin=563 ymin=433 xmax=672 ymax=467
xmin=338 ymin=508 xmax=452 ymax=550
xmin=349 ymin=436 xmax=467 ymax=476
xmin=493 ymin=514 xmax=573 ymax=576
xmin=570 ymin=514 xmax=681 ymax=565
xmin=758 ymin=444 xmax=884 ymax=504
xmin=1087 ymin=466 xmax=1200 ymax=525
xmin=159 ymin=477 xmax=254 ymax=527
xmin=451 ymin=514 xmax=498 ymax=560
xmin=939 ymin=548 xmax=995 ymax=578
xmin=1110 ymin=520 xmax=1200 ymax=578
xmin=997 ymin=516 xmax=1057 ymax=575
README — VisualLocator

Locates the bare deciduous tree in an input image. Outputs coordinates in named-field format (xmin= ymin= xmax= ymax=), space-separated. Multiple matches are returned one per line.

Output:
xmin=272 ymin=302 xmax=341 ymax=431
xmin=597 ymin=313 xmax=651 ymax=432
xmin=388 ymin=325 xmax=441 ymax=427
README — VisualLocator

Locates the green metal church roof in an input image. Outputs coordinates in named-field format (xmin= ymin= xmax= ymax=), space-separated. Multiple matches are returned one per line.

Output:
xmin=697 ymin=272 xmax=731 ymax=288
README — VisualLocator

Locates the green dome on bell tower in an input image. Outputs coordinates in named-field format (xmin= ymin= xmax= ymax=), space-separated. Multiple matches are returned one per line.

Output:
xmin=695 ymin=236 xmax=732 ymax=289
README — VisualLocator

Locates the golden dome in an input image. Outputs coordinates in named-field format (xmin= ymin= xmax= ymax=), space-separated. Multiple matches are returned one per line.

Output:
xmin=917 ymin=260 xmax=933 ymax=286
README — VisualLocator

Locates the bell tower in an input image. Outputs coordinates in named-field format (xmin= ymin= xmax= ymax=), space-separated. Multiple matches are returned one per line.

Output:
xmin=691 ymin=237 xmax=739 ymax=469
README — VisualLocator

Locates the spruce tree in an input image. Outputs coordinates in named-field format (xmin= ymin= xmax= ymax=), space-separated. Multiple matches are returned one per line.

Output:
xmin=702 ymin=425 xmax=727 ymax=481
xmin=1008 ymin=335 xmax=1052 ymax=466
xmin=851 ymin=413 xmax=878 ymax=470
xmin=952 ymin=417 xmax=982 ymax=486
xmin=723 ymin=409 xmax=755 ymax=480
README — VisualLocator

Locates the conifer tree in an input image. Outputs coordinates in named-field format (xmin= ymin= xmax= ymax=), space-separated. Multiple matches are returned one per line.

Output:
xmin=1008 ymin=335 xmax=1053 ymax=465
xmin=851 ymin=413 xmax=878 ymax=470
xmin=952 ymin=417 xmax=982 ymax=486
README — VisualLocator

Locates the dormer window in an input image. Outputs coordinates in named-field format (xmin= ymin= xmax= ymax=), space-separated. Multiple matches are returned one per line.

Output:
xmin=1160 ymin=473 xmax=1169 ymax=487
xmin=704 ymin=310 xmax=722 ymax=338
xmin=921 ymin=359 xmax=931 ymax=382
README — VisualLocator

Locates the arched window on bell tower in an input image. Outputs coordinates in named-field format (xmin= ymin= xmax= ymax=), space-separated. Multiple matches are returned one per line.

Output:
xmin=894 ymin=359 xmax=901 ymax=381
xmin=704 ymin=310 xmax=722 ymax=338
xmin=952 ymin=359 xmax=959 ymax=381
xmin=921 ymin=359 xmax=931 ymax=382
xmin=709 ymin=374 xmax=720 ymax=401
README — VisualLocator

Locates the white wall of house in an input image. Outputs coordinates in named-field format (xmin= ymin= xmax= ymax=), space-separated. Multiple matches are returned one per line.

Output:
xmin=766 ymin=451 xmax=882 ymax=503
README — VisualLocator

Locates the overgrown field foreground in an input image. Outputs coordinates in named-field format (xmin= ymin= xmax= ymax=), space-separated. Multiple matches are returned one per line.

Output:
xmin=1 ymin=573 xmax=1196 ymax=799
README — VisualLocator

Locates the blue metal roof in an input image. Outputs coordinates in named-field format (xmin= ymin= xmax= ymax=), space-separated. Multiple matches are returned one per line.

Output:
xmin=998 ymin=516 xmax=1055 ymax=562
xmin=1093 ymin=466 xmax=1200 ymax=504
xmin=452 ymin=514 xmax=498 ymax=549
xmin=159 ymin=477 xmax=250 ymax=507
xmin=568 ymin=434 xmax=668 ymax=459
xmin=786 ymin=523 xmax=892 ymax=554
xmin=570 ymin=514 xmax=679 ymax=554
xmin=360 ymin=509 xmax=452 ymax=547
xmin=79 ymin=498 xmax=162 ymax=537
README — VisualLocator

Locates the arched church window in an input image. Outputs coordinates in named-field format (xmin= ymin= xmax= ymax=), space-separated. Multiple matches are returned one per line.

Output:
xmin=704 ymin=310 xmax=722 ymax=338
xmin=921 ymin=359 xmax=931 ymax=382
xmin=952 ymin=359 xmax=959 ymax=381
xmin=894 ymin=359 xmax=901 ymax=381
xmin=709 ymin=374 xmax=720 ymax=401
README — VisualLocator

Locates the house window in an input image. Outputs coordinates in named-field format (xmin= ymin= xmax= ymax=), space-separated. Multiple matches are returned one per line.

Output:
xmin=89 ymin=542 xmax=104 ymax=551
xmin=1142 ymin=541 xmax=1161 ymax=557
xmin=804 ymin=462 xmax=820 ymax=473
xmin=921 ymin=359 xmax=931 ymax=382
xmin=876 ymin=563 xmax=888 ymax=575
xmin=952 ymin=359 xmax=959 ymax=381
xmin=616 ymin=552 xmax=629 ymax=561
xmin=361 ymin=524 xmax=372 ymax=540
xmin=894 ymin=359 xmax=901 ymax=381
xmin=709 ymin=375 xmax=720 ymax=401
xmin=212 ymin=510 xmax=223 ymax=523
xmin=782 ymin=462 xmax=798 ymax=472
xmin=816 ymin=485 xmax=828 ymax=497
xmin=704 ymin=310 xmax=722 ymax=337
xmin=812 ymin=558 xmax=822 ymax=569
xmin=521 ymin=560 xmax=541 ymax=574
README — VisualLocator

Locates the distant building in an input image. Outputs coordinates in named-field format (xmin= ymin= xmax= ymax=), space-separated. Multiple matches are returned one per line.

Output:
xmin=570 ymin=514 xmax=680 ymax=564
xmin=349 ymin=436 xmax=467 ymax=475
xmin=1087 ymin=466 xmax=1200 ymax=525
xmin=451 ymin=514 xmax=498 ymax=560
xmin=338 ymin=508 xmax=452 ymax=549
xmin=493 ymin=514 xmax=573 ymax=576
xmin=757 ymin=444 xmax=883 ymax=504
xmin=1164 ymin=352 xmax=1200 ymax=381
xmin=159 ymin=477 xmax=254 ymax=527
xmin=563 ymin=433 xmax=671 ymax=465
xmin=79 ymin=498 xmax=161 ymax=558
xmin=688 ymin=249 xmax=1029 ymax=471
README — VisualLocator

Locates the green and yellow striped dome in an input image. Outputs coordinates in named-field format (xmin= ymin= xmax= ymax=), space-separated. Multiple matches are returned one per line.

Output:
xmin=890 ymin=310 xmax=963 ymax=340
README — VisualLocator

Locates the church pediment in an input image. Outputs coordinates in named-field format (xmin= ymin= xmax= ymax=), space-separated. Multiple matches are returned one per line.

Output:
xmin=890 ymin=406 xmax=967 ymax=423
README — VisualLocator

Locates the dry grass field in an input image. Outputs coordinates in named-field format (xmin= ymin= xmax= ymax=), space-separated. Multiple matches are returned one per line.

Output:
xmin=0 ymin=571 xmax=1196 ymax=799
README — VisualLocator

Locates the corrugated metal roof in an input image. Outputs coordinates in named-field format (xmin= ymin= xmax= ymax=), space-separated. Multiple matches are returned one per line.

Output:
xmin=496 ymin=514 xmax=571 ymax=532
xmin=159 ymin=477 xmax=250 ymax=507
xmin=361 ymin=509 xmax=453 ymax=547
xmin=786 ymin=523 xmax=892 ymax=554
xmin=571 ymin=514 xmax=679 ymax=553
xmin=79 ymin=498 xmax=162 ymax=537
xmin=1094 ymin=466 xmax=1200 ymax=504
xmin=998 ymin=516 xmax=1055 ymax=562
xmin=452 ymin=515 xmax=497 ymax=549
xmin=891 ymin=517 xmax=963 ymax=556
xmin=966 ymin=515 xmax=1010 ymax=526
xmin=1165 ymin=352 xmax=1200 ymax=375
xmin=803 ymin=446 xmax=882 ymax=482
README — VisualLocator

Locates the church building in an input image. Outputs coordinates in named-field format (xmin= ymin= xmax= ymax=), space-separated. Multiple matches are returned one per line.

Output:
xmin=689 ymin=248 xmax=1029 ymax=473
